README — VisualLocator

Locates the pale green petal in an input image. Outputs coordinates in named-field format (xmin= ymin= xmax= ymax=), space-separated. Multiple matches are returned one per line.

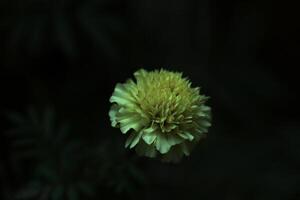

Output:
xmin=134 ymin=69 xmax=147 ymax=80
xmin=116 ymin=109 xmax=147 ymax=134
xmin=166 ymin=134 xmax=184 ymax=146
xmin=119 ymin=116 xmax=145 ymax=133
xmin=142 ymin=127 xmax=157 ymax=145
xmin=124 ymin=79 xmax=138 ymax=92
xmin=163 ymin=123 xmax=177 ymax=132
xmin=196 ymin=105 xmax=211 ymax=117
xmin=184 ymin=132 xmax=194 ymax=141
xmin=196 ymin=111 xmax=209 ymax=117
xmin=125 ymin=131 xmax=143 ymax=149
xmin=199 ymin=120 xmax=211 ymax=128
xmin=125 ymin=133 xmax=135 ymax=148
xmin=200 ymin=105 xmax=211 ymax=112
xmin=196 ymin=126 xmax=207 ymax=133
xmin=109 ymin=83 xmax=136 ymax=106
xmin=155 ymin=132 xmax=171 ymax=154
xmin=133 ymin=69 xmax=149 ymax=88
xmin=108 ymin=104 xmax=120 ymax=127
xmin=120 ymin=123 xmax=138 ymax=134
xmin=177 ymin=132 xmax=194 ymax=141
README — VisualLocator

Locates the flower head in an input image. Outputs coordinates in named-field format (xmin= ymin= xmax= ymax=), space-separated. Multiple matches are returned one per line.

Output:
xmin=109 ymin=69 xmax=211 ymax=162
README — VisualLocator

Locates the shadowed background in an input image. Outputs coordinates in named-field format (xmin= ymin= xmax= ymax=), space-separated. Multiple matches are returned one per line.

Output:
xmin=1 ymin=0 xmax=299 ymax=199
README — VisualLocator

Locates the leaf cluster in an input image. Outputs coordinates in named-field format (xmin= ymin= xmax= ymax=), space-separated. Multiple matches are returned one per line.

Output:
xmin=5 ymin=106 xmax=146 ymax=200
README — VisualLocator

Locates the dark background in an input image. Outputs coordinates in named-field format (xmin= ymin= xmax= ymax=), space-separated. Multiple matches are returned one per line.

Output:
xmin=1 ymin=0 xmax=299 ymax=199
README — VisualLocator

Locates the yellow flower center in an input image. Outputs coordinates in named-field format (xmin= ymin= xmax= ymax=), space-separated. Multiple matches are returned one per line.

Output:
xmin=134 ymin=69 xmax=201 ymax=133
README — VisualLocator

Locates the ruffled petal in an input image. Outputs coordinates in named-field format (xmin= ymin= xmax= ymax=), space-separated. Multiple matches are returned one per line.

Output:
xmin=166 ymin=134 xmax=184 ymax=146
xmin=177 ymin=131 xmax=194 ymax=141
xmin=108 ymin=104 xmax=120 ymax=127
xmin=142 ymin=127 xmax=157 ymax=145
xmin=125 ymin=131 xmax=143 ymax=149
xmin=114 ymin=107 xmax=148 ymax=134
xmin=199 ymin=120 xmax=211 ymax=128
xmin=109 ymin=83 xmax=137 ymax=106
xmin=118 ymin=115 xmax=146 ymax=134
xmin=154 ymin=132 xmax=171 ymax=154
xmin=134 ymin=69 xmax=148 ymax=81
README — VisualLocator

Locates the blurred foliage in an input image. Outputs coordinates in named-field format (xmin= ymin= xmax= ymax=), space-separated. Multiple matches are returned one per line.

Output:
xmin=5 ymin=107 xmax=146 ymax=200
xmin=2 ymin=0 xmax=127 ymax=65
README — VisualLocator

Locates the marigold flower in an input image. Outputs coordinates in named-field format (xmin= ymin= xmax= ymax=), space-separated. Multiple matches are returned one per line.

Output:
xmin=109 ymin=69 xmax=211 ymax=162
